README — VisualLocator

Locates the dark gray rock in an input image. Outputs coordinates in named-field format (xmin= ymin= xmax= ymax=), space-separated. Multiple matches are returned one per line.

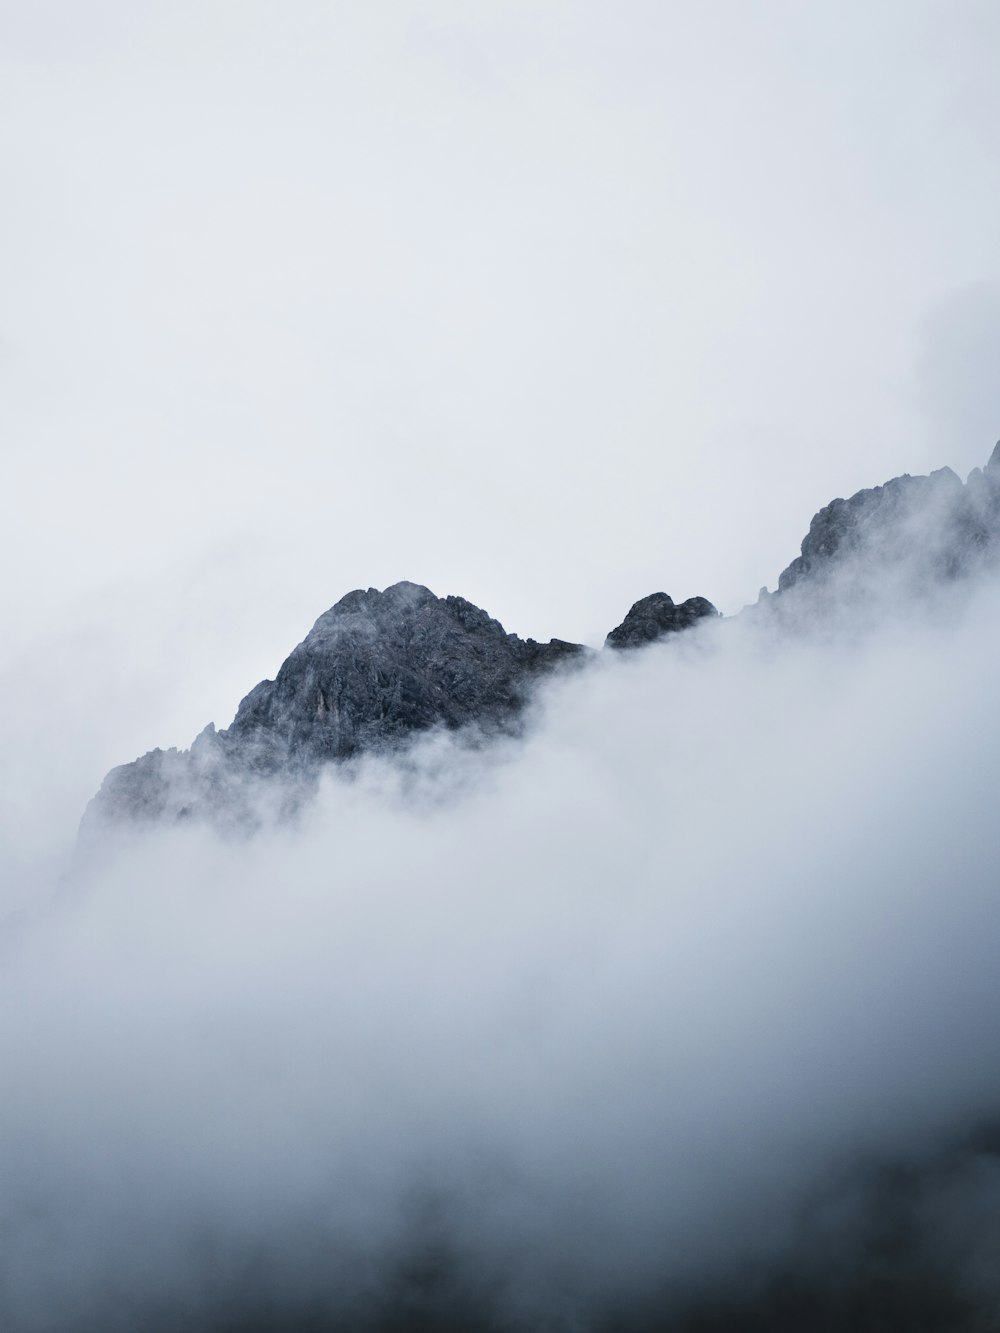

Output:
xmin=223 ymin=581 xmax=586 ymax=772
xmin=83 ymin=444 xmax=1000 ymax=837
xmin=83 ymin=578 xmax=721 ymax=835
xmin=769 ymin=444 xmax=1000 ymax=613
xmin=83 ymin=582 xmax=593 ymax=833
xmin=605 ymin=593 xmax=719 ymax=650
xmin=776 ymin=468 xmax=963 ymax=593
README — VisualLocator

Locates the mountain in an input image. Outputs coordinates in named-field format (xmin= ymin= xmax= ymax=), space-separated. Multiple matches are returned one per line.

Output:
xmin=765 ymin=440 xmax=1000 ymax=614
xmin=83 ymin=582 xmax=717 ymax=833
xmin=49 ymin=440 xmax=1000 ymax=1333
xmin=82 ymin=443 xmax=1000 ymax=835
xmin=604 ymin=592 xmax=720 ymax=649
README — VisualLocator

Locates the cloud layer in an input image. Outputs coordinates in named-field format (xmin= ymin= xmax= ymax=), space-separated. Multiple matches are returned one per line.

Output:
xmin=5 ymin=573 xmax=1000 ymax=1329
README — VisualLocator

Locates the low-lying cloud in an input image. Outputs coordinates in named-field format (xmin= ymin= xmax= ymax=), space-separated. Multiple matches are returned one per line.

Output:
xmin=4 ymin=577 xmax=1000 ymax=1330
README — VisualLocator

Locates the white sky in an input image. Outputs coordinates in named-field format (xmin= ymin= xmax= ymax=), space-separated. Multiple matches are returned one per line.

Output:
xmin=2 ymin=0 xmax=1000 ymax=811
xmin=4 ymin=11 xmax=1000 ymax=1310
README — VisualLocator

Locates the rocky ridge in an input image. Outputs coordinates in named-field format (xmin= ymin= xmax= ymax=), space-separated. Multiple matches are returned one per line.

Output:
xmin=769 ymin=440 xmax=1000 ymax=612
xmin=605 ymin=593 xmax=719 ymax=649
xmin=85 ymin=582 xmax=717 ymax=832
xmin=84 ymin=443 xmax=1000 ymax=834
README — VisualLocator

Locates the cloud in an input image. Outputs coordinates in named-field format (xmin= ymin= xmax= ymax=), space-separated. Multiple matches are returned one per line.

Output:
xmin=5 ymin=570 xmax=1000 ymax=1329
xmin=3 ymin=0 xmax=1000 ymax=654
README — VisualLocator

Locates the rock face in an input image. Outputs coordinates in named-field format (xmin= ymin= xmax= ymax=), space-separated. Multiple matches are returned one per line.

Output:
xmin=605 ymin=593 xmax=718 ymax=649
xmin=772 ymin=443 xmax=1000 ymax=607
xmin=83 ymin=443 xmax=1000 ymax=836
xmin=220 ymin=581 xmax=586 ymax=772
xmin=85 ymin=581 xmax=595 ymax=831
xmin=85 ymin=580 xmax=716 ymax=833
xmin=88 ymin=580 xmax=717 ymax=833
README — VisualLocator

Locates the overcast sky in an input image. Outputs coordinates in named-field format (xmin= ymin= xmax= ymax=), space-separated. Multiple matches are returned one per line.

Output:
xmin=2 ymin=0 xmax=1000 ymax=831
xmin=5 ymin=9 xmax=1000 ymax=1323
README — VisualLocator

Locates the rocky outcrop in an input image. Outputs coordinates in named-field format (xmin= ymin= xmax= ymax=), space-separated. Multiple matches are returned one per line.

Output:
xmin=84 ymin=581 xmax=596 ymax=832
xmin=771 ymin=442 xmax=1000 ymax=608
xmin=220 ymin=581 xmax=587 ymax=771
xmin=83 ymin=443 xmax=1000 ymax=836
xmin=87 ymin=580 xmax=720 ymax=834
xmin=605 ymin=593 xmax=718 ymax=649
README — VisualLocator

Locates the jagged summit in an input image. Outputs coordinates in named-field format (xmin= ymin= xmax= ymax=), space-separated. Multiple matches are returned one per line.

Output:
xmin=605 ymin=593 xmax=718 ymax=650
xmin=84 ymin=580 xmax=714 ymax=834
xmin=222 ymin=579 xmax=587 ymax=775
xmin=769 ymin=444 xmax=1000 ymax=608
xmin=83 ymin=443 xmax=1000 ymax=836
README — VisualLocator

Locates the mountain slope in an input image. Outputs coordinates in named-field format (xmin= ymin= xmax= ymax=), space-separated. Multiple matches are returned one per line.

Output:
xmin=85 ymin=581 xmax=719 ymax=833
xmin=83 ymin=442 xmax=1000 ymax=834
xmin=767 ymin=440 xmax=1000 ymax=611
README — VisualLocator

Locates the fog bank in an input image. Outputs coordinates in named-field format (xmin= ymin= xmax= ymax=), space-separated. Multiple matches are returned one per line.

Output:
xmin=4 ymin=577 xmax=1000 ymax=1329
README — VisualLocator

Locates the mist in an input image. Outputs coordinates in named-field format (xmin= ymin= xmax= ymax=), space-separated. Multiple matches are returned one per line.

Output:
xmin=4 ymin=0 xmax=1000 ymax=661
xmin=5 ymin=565 xmax=1000 ymax=1330
xmin=4 ymin=2 xmax=1000 ymax=1324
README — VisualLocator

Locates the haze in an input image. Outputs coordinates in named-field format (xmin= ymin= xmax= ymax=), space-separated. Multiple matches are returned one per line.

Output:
xmin=3 ymin=3 xmax=1000 ymax=1328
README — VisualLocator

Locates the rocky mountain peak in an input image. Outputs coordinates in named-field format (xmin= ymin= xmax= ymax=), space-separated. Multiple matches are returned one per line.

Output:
xmin=82 ymin=444 xmax=1000 ymax=838
xmin=84 ymin=581 xmax=716 ymax=835
xmin=605 ymin=593 xmax=719 ymax=649
xmin=773 ymin=449 xmax=1000 ymax=603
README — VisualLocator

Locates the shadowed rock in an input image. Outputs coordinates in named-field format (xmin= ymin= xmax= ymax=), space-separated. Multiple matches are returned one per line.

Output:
xmin=82 ymin=444 xmax=1000 ymax=836
xmin=772 ymin=443 xmax=1000 ymax=609
xmin=605 ymin=593 xmax=719 ymax=650
xmin=83 ymin=581 xmax=595 ymax=833
xmin=221 ymin=581 xmax=587 ymax=773
xmin=84 ymin=579 xmax=725 ymax=835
